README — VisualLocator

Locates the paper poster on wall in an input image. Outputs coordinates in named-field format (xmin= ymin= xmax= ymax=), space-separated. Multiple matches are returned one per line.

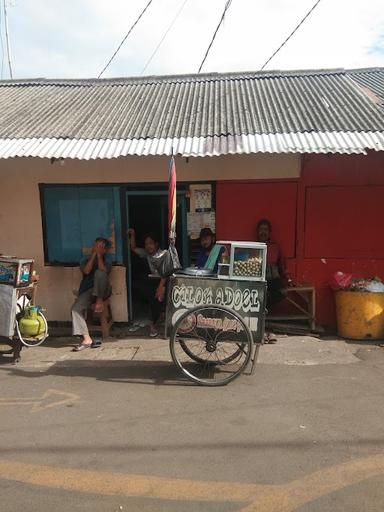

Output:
xmin=190 ymin=184 xmax=212 ymax=212
xmin=187 ymin=211 xmax=216 ymax=239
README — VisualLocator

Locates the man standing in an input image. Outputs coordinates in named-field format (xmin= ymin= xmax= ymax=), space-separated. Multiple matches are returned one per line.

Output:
xmin=196 ymin=228 xmax=215 ymax=268
xmin=196 ymin=228 xmax=225 ymax=272
xmin=196 ymin=228 xmax=224 ymax=271
xmin=257 ymin=219 xmax=293 ymax=343
xmin=71 ymin=238 xmax=112 ymax=351
xmin=127 ymin=229 xmax=167 ymax=337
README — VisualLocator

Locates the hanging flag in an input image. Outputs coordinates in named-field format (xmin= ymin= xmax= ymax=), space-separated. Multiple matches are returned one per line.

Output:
xmin=168 ymin=156 xmax=177 ymax=242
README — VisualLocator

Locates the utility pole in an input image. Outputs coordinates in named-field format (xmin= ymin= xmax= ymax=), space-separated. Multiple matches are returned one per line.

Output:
xmin=3 ymin=0 xmax=12 ymax=79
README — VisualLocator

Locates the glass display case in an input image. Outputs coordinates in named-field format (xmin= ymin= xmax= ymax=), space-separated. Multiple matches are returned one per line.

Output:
xmin=0 ymin=257 xmax=34 ymax=287
xmin=216 ymin=241 xmax=267 ymax=281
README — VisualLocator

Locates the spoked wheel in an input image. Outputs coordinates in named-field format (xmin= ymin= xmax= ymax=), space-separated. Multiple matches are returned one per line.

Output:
xmin=178 ymin=338 xmax=243 ymax=365
xmin=170 ymin=305 xmax=253 ymax=386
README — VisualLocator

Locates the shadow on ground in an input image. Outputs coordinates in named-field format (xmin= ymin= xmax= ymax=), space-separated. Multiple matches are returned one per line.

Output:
xmin=0 ymin=359 xmax=195 ymax=386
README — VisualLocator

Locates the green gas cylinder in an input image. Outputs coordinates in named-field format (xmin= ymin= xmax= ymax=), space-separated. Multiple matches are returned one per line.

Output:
xmin=19 ymin=306 xmax=45 ymax=337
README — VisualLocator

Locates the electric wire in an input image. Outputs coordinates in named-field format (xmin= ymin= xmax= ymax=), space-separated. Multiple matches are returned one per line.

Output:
xmin=3 ymin=0 xmax=12 ymax=78
xmin=141 ymin=0 xmax=189 ymax=75
xmin=260 ymin=0 xmax=323 ymax=71
xmin=198 ymin=0 xmax=233 ymax=73
xmin=98 ymin=0 xmax=155 ymax=79
xmin=0 ymin=2 xmax=4 ymax=79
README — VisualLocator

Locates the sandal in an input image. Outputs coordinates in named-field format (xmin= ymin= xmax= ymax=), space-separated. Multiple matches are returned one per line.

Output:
xmin=72 ymin=343 xmax=92 ymax=352
xmin=264 ymin=333 xmax=277 ymax=344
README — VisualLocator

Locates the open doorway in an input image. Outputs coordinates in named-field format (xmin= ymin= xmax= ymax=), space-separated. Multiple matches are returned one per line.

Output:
xmin=126 ymin=190 xmax=188 ymax=322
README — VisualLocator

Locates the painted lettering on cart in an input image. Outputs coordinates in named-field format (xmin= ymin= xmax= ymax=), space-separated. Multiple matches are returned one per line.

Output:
xmin=196 ymin=314 xmax=243 ymax=332
xmin=171 ymin=285 xmax=260 ymax=313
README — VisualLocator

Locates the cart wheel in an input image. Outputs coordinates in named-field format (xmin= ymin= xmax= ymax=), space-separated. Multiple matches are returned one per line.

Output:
xmin=170 ymin=305 xmax=253 ymax=386
xmin=179 ymin=338 xmax=244 ymax=365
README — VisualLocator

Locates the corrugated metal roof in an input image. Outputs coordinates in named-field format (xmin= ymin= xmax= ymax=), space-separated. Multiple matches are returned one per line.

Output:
xmin=0 ymin=131 xmax=383 ymax=159
xmin=0 ymin=67 xmax=383 ymax=158
xmin=348 ymin=68 xmax=384 ymax=105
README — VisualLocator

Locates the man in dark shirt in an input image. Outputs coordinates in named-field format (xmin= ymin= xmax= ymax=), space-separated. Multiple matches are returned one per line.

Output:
xmin=257 ymin=218 xmax=293 ymax=343
xmin=71 ymin=238 xmax=112 ymax=351
xmin=257 ymin=218 xmax=293 ymax=305
xmin=127 ymin=228 xmax=167 ymax=338
xmin=196 ymin=228 xmax=217 ymax=269
xmin=196 ymin=228 xmax=225 ymax=272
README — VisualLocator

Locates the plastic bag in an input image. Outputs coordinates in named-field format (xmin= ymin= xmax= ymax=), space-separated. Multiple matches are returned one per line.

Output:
xmin=349 ymin=277 xmax=384 ymax=292
xmin=366 ymin=281 xmax=384 ymax=293
xmin=154 ymin=243 xmax=182 ymax=278
xmin=330 ymin=271 xmax=353 ymax=291
xmin=350 ymin=278 xmax=370 ymax=292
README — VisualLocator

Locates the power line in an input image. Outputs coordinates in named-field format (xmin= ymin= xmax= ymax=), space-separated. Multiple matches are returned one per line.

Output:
xmin=98 ymin=0 xmax=155 ymax=79
xmin=3 ymin=0 xmax=12 ymax=78
xmin=260 ymin=0 xmax=323 ymax=71
xmin=198 ymin=0 xmax=233 ymax=73
xmin=0 ymin=1 xmax=4 ymax=79
xmin=141 ymin=0 xmax=189 ymax=75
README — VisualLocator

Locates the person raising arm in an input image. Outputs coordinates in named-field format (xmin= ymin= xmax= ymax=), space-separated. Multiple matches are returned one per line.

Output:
xmin=128 ymin=228 xmax=166 ymax=337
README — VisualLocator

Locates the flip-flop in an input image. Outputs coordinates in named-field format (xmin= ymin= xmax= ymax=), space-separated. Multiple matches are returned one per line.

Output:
xmin=72 ymin=343 xmax=92 ymax=352
xmin=149 ymin=330 xmax=159 ymax=338
xmin=91 ymin=339 xmax=102 ymax=348
xmin=264 ymin=333 xmax=277 ymax=344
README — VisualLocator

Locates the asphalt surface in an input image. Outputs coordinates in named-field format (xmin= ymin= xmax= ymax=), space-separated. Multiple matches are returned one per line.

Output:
xmin=0 ymin=335 xmax=384 ymax=512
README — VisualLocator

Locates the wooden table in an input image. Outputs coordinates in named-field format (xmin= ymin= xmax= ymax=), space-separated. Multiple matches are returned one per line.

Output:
xmin=268 ymin=286 xmax=316 ymax=331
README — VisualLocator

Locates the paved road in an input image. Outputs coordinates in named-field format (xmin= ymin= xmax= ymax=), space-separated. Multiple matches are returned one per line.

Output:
xmin=0 ymin=336 xmax=384 ymax=511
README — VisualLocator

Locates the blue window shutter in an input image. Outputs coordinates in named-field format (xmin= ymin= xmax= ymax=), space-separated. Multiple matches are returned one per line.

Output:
xmin=43 ymin=186 xmax=122 ymax=264
xmin=44 ymin=187 xmax=82 ymax=263
xmin=78 ymin=187 xmax=123 ymax=263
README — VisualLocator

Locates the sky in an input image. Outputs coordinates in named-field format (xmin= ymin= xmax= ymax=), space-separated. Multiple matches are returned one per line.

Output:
xmin=0 ymin=0 xmax=383 ymax=80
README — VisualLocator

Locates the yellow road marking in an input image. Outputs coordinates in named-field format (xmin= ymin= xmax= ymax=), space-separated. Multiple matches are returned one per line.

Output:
xmin=0 ymin=459 xmax=267 ymax=502
xmin=0 ymin=454 xmax=383 ymax=511
xmin=241 ymin=454 xmax=384 ymax=512
xmin=0 ymin=389 xmax=79 ymax=413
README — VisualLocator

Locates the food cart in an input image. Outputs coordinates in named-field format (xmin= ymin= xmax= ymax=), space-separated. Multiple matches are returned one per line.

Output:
xmin=0 ymin=257 xmax=48 ymax=363
xmin=166 ymin=241 xmax=267 ymax=386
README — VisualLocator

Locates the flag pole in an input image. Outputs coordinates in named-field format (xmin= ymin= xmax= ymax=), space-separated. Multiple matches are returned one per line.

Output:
xmin=168 ymin=155 xmax=177 ymax=244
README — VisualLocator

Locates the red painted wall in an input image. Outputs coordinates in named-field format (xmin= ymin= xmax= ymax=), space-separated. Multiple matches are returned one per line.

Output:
xmin=216 ymin=151 xmax=384 ymax=329
xmin=216 ymin=180 xmax=298 ymax=277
